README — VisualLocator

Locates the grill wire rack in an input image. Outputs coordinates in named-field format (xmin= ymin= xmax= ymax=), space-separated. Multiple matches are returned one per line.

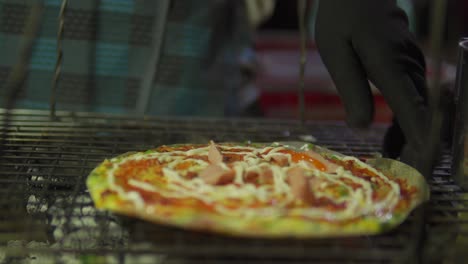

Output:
xmin=0 ymin=109 xmax=467 ymax=264
xmin=1 ymin=1 xmax=468 ymax=264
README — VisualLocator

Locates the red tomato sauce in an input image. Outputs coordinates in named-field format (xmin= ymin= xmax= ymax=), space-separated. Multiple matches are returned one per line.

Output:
xmin=279 ymin=149 xmax=326 ymax=171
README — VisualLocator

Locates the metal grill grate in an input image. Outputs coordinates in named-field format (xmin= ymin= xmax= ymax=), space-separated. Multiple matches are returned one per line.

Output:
xmin=0 ymin=109 xmax=467 ymax=264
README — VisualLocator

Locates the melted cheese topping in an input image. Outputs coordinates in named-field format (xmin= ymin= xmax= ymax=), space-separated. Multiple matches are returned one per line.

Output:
xmin=106 ymin=143 xmax=401 ymax=220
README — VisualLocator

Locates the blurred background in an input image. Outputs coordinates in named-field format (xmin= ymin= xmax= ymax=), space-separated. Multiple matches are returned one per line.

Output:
xmin=0 ymin=0 xmax=465 ymax=122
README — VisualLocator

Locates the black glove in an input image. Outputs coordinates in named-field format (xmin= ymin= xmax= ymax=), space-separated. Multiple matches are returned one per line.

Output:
xmin=315 ymin=0 xmax=429 ymax=168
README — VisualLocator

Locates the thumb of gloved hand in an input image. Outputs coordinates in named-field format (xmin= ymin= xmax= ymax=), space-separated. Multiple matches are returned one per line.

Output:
xmin=245 ymin=0 xmax=275 ymax=28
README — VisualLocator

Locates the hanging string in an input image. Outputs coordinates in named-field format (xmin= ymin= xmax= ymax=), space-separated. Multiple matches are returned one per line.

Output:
xmin=297 ymin=0 xmax=308 ymax=126
xmin=50 ymin=0 xmax=68 ymax=119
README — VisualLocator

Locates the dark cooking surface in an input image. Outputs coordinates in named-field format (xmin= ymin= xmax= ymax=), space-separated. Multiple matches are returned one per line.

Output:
xmin=0 ymin=109 xmax=466 ymax=263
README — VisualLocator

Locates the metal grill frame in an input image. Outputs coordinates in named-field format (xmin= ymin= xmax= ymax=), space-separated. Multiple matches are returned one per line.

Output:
xmin=0 ymin=109 xmax=467 ymax=264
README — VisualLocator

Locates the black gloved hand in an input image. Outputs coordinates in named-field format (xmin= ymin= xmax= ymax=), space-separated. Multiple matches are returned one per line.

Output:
xmin=315 ymin=0 xmax=429 ymax=168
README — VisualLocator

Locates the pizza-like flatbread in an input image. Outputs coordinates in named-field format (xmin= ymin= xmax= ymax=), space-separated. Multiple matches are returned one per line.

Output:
xmin=86 ymin=141 xmax=429 ymax=238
